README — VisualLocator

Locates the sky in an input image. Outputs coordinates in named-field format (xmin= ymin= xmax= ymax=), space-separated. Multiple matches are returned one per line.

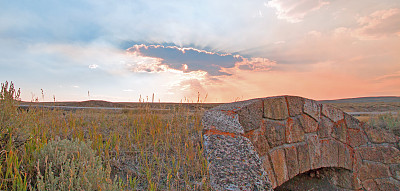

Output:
xmin=1 ymin=0 xmax=399 ymax=103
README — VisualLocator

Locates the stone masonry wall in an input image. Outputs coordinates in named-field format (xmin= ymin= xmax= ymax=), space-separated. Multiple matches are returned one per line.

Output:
xmin=202 ymin=96 xmax=400 ymax=190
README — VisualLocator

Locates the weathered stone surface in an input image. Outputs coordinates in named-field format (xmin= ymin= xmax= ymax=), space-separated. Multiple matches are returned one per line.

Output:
xmin=318 ymin=116 xmax=334 ymax=138
xmin=389 ymin=164 xmax=400 ymax=181
xmin=321 ymin=104 xmax=344 ymax=122
xmin=362 ymin=179 xmax=379 ymax=191
xmin=364 ymin=125 xmax=398 ymax=143
xmin=320 ymin=139 xmax=339 ymax=168
xmin=201 ymin=96 xmax=400 ymax=191
xmin=261 ymin=155 xmax=277 ymax=188
xmin=284 ymin=145 xmax=299 ymax=179
xmin=344 ymin=113 xmax=361 ymax=129
xmin=306 ymin=134 xmax=322 ymax=169
xmin=347 ymin=128 xmax=368 ymax=147
xmin=244 ymin=127 xmax=270 ymax=156
xmin=374 ymin=178 xmax=400 ymax=191
xmin=270 ymin=148 xmax=289 ymax=186
xmin=285 ymin=117 xmax=305 ymax=144
xmin=297 ymin=142 xmax=311 ymax=173
xmin=299 ymin=114 xmax=318 ymax=133
xmin=286 ymin=96 xmax=304 ymax=117
xmin=303 ymin=99 xmax=321 ymax=121
xmin=338 ymin=143 xmax=353 ymax=170
xmin=263 ymin=97 xmax=289 ymax=120
xmin=202 ymin=110 xmax=244 ymax=135
xmin=263 ymin=119 xmax=286 ymax=147
xmin=203 ymin=134 xmax=272 ymax=190
xmin=237 ymin=100 xmax=263 ymax=132
xmin=332 ymin=120 xmax=347 ymax=143
xmin=358 ymin=161 xmax=390 ymax=181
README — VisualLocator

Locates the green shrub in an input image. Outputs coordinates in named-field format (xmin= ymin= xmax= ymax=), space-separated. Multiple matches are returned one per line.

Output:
xmin=36 ymin=138 xmax=122 ymax=191
xmin=369 ymin=112 xmax=400 ymax=134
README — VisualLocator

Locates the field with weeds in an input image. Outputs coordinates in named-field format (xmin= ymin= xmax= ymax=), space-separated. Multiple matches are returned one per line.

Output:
xmin=1 ymin=80 xmax=399 ymax=190
xmin=1 ymin=81 xmax=210 ymax=190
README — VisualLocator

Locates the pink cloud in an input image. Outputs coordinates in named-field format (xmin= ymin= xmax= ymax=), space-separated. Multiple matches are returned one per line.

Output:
xmin=355 ymin=8 xmax=400 ymax=39
xmin=268 ymin=0 xmax=329 ymax=23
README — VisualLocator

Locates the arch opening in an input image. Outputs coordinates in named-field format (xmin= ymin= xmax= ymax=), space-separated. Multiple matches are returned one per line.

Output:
xmin=275 ymin=167 xmax=355 ymax=191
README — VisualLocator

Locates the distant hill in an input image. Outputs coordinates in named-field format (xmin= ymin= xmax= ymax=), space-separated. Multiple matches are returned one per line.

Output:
xmin=319 ymin=96 xmax=400 ymax=104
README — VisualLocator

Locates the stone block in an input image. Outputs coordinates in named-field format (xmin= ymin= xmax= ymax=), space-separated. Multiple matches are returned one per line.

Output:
xmin=306 ymin=134 xmax=322 ymax=169
xmin=285 ymin=117 xmax=305 ymax=144
xmin=321 ymin=104 xmax=344 ymax=122
xmin=374 ymin=178 xmax=400 ymax=191
xmin=358 ymin=161 xmax=390 ymax=181
xmin=364 ymin=126 xmax=398 ymax=144
xmin=263 ymin=119 xmax=286 ymax=147
xmin=320 ymin=139 xmax=339 ymax=168
xmin=338 ymin=142 xmax=353 ymax=170
xmin=286 ymin=96 xmax=304 ymax=117
xmin=284 ymin=145 xmax=299 ymax=179
xmin=389 ymin=164 xmax=400 ymax=181
xmin=296 ymin=142 xmax=311 ymax=173
xmin=263 ymin=97 xmax=289 ymax=120
xmin=202 ymin=110 xmax=244 ymax=135
xmin=261 ymin=155 xmax=277 ymax=188
xmin=347 ymin=128 xmax=368 ymax=147
xmin=203 ymin=133 xmax=272 ymax=190
xmin=299 ymin=114 xmax=318 ymax=133
xmin=362 ymin=179 xmax=379 ymax=191
xmin=269 ymin=148 xmax=289 ymax=186
xmin=344 ymin=113 xmax=361 ymax=129
xmin=332 ymin=120 xmax=347 ymax=143
xmin=244 ymin=127 xmax=270 ymax=156
xmin=318 ymin=116 xmax=334 ymax=138
xmin=303 ymin=99 xmax=321 ymax=121
xmin=237 ymin=100 xmax=263 ymax=132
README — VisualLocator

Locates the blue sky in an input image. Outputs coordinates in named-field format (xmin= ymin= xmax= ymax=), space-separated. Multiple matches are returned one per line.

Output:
xmin=1 ymin=0 xmax=400 ymax=102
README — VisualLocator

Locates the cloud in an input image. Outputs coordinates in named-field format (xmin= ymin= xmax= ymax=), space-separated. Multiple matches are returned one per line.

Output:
xmin=267 ymin=0 xmax=329 ymax=23
xmin=127 ymin=44 xmax=274 ymax=76
xmin=375 ymin=71 xmax=400 ymax=81
xmin=89 ymin=64 xmax=98 ymax=69
xmin=355 ymin=8 xmax=400 ymax=39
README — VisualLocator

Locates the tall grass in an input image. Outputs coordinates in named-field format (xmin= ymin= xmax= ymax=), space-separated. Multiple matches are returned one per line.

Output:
xmin=0 ymin=81 xmax=209 ymax=190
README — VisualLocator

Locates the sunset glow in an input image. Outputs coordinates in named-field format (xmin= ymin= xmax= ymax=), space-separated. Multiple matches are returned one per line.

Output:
xmin=1 ymin=0 xmax=399 ymax=102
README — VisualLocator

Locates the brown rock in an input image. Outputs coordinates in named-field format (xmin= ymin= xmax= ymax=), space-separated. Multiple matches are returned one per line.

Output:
xmin=297 ymin=142 xmax=311 ymax=173
xmin=306 ymin=134 xmax=322 ymax=169
xmin=237 ymin=100 xmax=263 ymax=132
xmin=321 ymin=104 xmax=344 ymax=122
xmin=285 ymin=117 xmax=305 ymax=144
xmin=269 ymin=148 xmax=289 ymax=186
xmin=332 ymin=120 xmax=347 ymax=143
xmin=338 ymin=142 xmax=353 ymax=170
xmin=347 ymin=128 xmax=368 ymax=147
xmin=320 ymin=139 xmax=339 ymax=167
xmin=303 ymin=99 xmax=321 ymax=121
xmin=359 ymin=161 xmax=390 ymax=181
xmin=263 ymin=97 xmax=289 ymax=120
xmin=364 ymin=126 xmax=398 ymax=143
xmin=299 ymin=114 xmax=318 ymax=133
xmin=362 ymin=179 xmax=379 ymax=191
xmin=374 ymin=178 xmax=400 ymax=191
xmin=284 ymin=145 xmax=299 ymax=179
xmin=344 ymin=113 xmax=361 ymax=129
xmin=318 ymin=116 xmax=334 ymax=138
xmin=286 ymin=96 xmax=304 ymax=117
xmin=261 ymin=155 xmax=277 ymax=188
xmin=263 ymin=119 xmax=286 ymax=147
xmin=389 ymin=164 xmax=400 ymax=181
xmin=244 ymin=127 xmax=270 ymax=156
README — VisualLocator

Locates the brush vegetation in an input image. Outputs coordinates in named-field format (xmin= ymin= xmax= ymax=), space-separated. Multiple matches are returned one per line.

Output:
xmin=0 ymin=81 xmax=209 ymax=190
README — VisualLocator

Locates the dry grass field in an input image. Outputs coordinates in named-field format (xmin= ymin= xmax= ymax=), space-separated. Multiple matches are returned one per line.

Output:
xmin=1 ymin=81 xmax=399 ymax=190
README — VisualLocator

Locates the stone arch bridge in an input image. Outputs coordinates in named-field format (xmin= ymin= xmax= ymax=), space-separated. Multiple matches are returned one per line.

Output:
xmin=202 ymin=96 xmax=400 ymax=190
